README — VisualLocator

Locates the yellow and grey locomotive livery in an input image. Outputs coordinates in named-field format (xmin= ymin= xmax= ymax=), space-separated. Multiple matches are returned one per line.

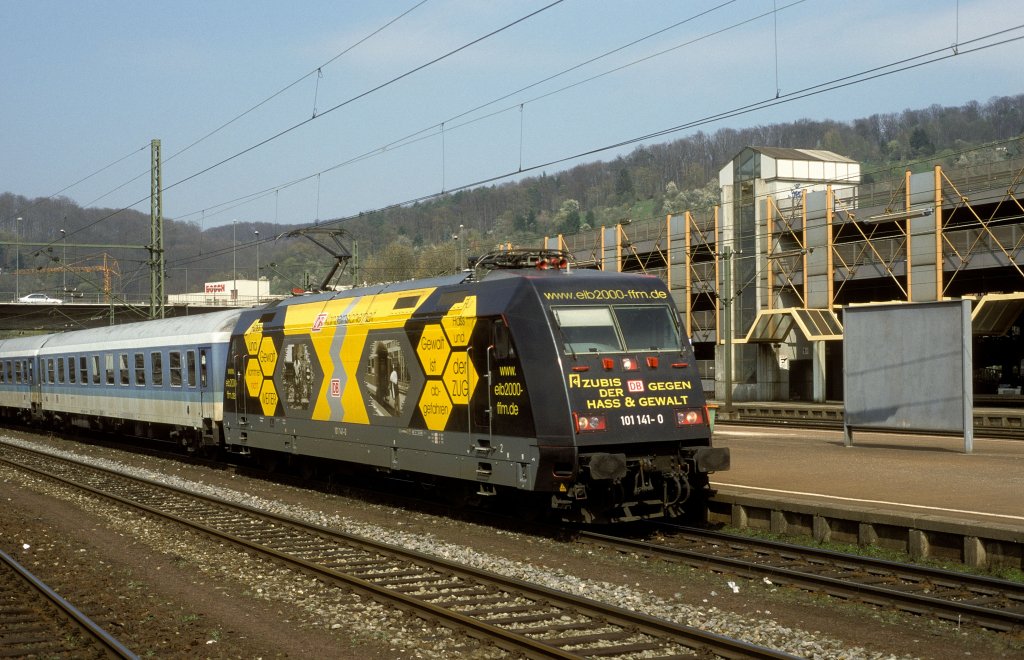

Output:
xmin=224 ymin=250 xmax=728 ymax=522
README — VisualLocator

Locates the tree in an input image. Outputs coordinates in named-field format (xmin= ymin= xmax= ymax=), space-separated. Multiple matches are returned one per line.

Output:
xmin=909 ymin=127 xmax=935 ymax=156
xmin=363 ymin=238 xmax=416 ymax=284
xmin=416 ymin=243 xmax=458 ymax=277
xmin=614 ymin=167 xmax=634 ymax=201
xmin=662 ymin=181 xmax=721 ymax=215
xmin=554 ymin=199 xmax=582 ymax=235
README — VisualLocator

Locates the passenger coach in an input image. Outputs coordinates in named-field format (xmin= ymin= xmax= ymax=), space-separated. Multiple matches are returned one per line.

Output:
xmin=0 ymin=309 xmax=241 ymax=447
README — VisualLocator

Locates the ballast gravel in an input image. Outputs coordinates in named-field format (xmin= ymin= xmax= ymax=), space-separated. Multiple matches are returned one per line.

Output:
xmin=0 ymin=435 xmax=996 ymax=658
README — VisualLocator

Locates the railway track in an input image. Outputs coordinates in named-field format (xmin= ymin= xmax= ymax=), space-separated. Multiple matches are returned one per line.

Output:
xmin=0 ymin=547 xmax=136 ymax=658
xmin=0 ymin=441 xmax=796 ymax=659
xmin=582 ymin=524 xmax=1024 ymax=633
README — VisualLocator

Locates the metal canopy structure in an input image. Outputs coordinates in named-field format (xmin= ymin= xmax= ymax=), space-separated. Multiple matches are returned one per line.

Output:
xmin=970 ymin=292 xmax=1024 ymax=336
xmin=743 ymin=308 xmax=843 ymax=343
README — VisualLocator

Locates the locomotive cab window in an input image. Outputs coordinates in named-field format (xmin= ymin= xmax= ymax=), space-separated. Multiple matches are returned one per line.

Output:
xmin=552 ymin=307 xmax=623 ymax=354
xmin=552 ymin=304 xmax=680 ymax=355
xmin=613 ymin=305 xmax=679 ymax=351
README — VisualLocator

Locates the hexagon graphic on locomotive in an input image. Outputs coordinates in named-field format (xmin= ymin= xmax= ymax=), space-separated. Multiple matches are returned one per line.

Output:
xmin=239 ymin=314 xmax=283 ymax=417
xmin=276 ymin=334 xmax=323 ymax=415
xmin=410 ymin=294 xmax=480 ymax=432
xmin=364 ymin=338 xmax=408 ymax=417
xmin=357 ymin=330 xmax=423 ymax=424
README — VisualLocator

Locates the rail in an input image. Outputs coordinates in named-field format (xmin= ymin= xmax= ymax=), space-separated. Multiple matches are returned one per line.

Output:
xmin=0 ymin=440 xmax=796 ymax=659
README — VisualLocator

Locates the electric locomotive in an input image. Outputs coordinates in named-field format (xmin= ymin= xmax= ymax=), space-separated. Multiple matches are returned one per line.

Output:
xmin=223 ymin=249 xmax=727 ymax=523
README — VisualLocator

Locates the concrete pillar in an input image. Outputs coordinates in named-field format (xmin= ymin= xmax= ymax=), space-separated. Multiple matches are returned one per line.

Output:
xmin=964 ymin=536 xmax=987 ymax=568
xmin=770 ymin=510 xmax=787 ymax=534
xmin=909 ymin=529 xmax=930 ymax=560
xmin=812 ymin=340 xmax=826 ymax=402
xmin=858 ymin=522 xmax=878 ymax=547
xmin=812 ymin=514 xmax=831 ymax=542
xmin=731 ymin=504 xmax=748 ymax=529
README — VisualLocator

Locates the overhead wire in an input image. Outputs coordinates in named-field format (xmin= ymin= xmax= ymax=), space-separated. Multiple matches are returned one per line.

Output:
xmin=54 ymin=0 xmax=567 ymax=246
xmin=40 ymin=1 xmax=432 ymax=216
xmin=234 ymin=26 xmax=1024 ymax=244
xmin=170 ymin=0 xmax=790 ymax=226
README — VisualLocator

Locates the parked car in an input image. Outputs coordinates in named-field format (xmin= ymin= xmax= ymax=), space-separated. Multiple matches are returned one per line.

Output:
xmin=18 ymin=293 xmax=63 ymax=304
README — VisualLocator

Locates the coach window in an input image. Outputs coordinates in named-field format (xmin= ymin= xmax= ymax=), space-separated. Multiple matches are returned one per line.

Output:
xmin=105 ymin=354 xmax=114 ymax=385
xmin=151 ymin=352 xmax=163 ymax=386
xmin=4 ymin=361 xmax=10 ymax=383
xmin=68 ymin=356 xmax=76 ymax=384
xmin=199 ymin=350 xmax=208 ymax=388
xmin=79 ymin=356 xmax=88 ymax=385
xmin=92 ymin=355 xmax=101 ymax=384
xmin=186 ymin=351 xmax=197 ymax=388
xmin=119 ymin=353 xmax=129 ymax=385
xmin=58 ymin=357 xmax=66 ymax=384
xmin=14 ymin=362 xmax=22 ymax=384
xmin=47 ymin=359 xmax=55 ymax=384
xmin=135 ymin=353 xmax=146 ymax=386
xmin=169 ymin=351 xmax=182 ymax=387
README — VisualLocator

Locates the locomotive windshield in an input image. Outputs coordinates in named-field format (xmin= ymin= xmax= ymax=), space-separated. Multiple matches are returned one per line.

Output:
xmin=552 ymin=304 xmax=679 ymax=354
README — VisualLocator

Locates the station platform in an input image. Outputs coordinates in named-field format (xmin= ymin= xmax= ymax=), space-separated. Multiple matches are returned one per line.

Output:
xmin=706 ymin=424 xmax=1024 ymax=567
xmin=711 ymin=400 xmax=1024 ymax=437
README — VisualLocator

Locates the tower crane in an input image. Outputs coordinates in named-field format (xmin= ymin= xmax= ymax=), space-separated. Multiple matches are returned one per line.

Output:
xmin=15 ymin=253 xmax=121 ymax=302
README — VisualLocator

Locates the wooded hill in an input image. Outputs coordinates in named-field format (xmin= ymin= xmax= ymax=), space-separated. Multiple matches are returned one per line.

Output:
xmin=1 ymin=94 xmax=1022 ymax=299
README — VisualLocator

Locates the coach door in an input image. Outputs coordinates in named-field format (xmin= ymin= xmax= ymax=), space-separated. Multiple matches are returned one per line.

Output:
xmin=30 ymin=358 xmax=42 ymax=419
xmin=198 ymin=347 xmax=212 ymax=433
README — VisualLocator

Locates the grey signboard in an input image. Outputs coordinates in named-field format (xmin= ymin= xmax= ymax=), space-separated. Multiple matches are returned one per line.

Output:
xmin=842 ymin=300 xmax=973 ymax=452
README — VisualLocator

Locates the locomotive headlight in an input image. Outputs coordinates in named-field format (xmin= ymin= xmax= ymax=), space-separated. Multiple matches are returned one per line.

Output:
xmin=675 ymin=409 xmax=704 ymax=426
xmin=573 ymin=412 xmax=607 ymax=432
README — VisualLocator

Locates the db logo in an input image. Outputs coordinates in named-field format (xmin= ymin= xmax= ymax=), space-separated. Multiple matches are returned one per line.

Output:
xmin=312 ymin=312 xmax=328 ymax=332
xmin=627 ymin=379 xmax=645 ymax=393
xmin=330 ymin=379 xmax=341 ymax=397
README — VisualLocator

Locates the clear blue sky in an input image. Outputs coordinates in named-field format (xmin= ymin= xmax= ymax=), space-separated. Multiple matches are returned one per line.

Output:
xmin=1 ymin=0 xmax=1021 ymax=230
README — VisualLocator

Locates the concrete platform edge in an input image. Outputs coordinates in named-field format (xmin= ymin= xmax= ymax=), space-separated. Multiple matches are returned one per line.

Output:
xmin=708 ymin=490 xmax=1024 ymax=570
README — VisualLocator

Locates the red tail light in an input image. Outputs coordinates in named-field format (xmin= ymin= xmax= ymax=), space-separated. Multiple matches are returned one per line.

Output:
xmin=602 ymin=358 xmax=615 ymax=370
xmin=675 ymin=409 xmax=704 ymax=426
xmin=574 ymin=412 xmax=607 ymax=432
xmin=646 ymin=356 xmax=659 ymax=369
